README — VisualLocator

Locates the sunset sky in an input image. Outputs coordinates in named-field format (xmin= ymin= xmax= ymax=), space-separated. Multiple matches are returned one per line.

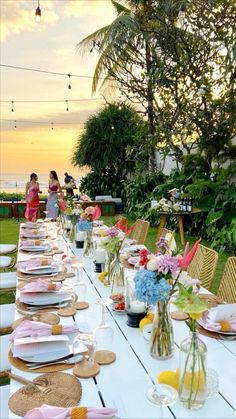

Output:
xmin=0 ymin=0 xmax=117 ymax=177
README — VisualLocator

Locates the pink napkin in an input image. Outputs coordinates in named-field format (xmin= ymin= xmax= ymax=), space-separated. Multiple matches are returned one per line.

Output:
xmin=24 ymin=405 xmax=117 ymax=419
xmin=17 ymin=257 xmax=53 ymax=270
xmin=20 ymin=279 xmax=61 ymax=293
xmin=10 ymin=320 xmax=80 ymax=342
xmin=23 ymin=229 xmax=44 ymax=236
xmin=201 ymin=312 xmax=236 ymax=333
xmin=20 ymin=240 xmax=42 ymax=247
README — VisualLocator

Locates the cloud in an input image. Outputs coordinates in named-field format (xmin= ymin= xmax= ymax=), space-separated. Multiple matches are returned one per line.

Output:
xmin=64 ymin=0 xmax=115 ymax=19
xmin=0 ymin=0 xmax=59 ymax=42
xmin=54 ymin=47 xmax=76 ymax=58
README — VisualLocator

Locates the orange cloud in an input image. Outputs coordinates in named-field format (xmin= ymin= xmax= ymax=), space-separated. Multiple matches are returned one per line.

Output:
xmin=0 ymin=0 xmax=58 ymax=42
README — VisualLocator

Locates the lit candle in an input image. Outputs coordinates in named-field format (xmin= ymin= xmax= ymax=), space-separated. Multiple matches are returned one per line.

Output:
xmin=95 ymin=249 xmax=106 ymax=263
xmin=76 ymin=231 xmax=84 ymax=241
xmin=130 ymin=301 xmax=146 ymax=313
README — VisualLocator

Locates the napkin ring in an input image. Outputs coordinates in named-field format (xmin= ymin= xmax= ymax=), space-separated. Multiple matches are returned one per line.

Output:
xmin=48 ymin=283 xmax=56 ymax=290
xmin=41 ymin=259 xmax=49 ymax=266
xmin=33 ymin=230 xmax=38 ymax=234
xmin=52 ymin=325 xmax=63 ymax=335
xmin=71 ymin=407 xmax=87 ymax=419
xmin=35 ymin=240 xmax=40 ymax=245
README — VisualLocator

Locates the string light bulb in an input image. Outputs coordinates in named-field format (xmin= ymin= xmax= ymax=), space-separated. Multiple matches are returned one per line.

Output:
xmin=11 ymin=101 xmax=14 ymax=112
xmin=111 ymin=125 xmax=114 ymax=130
xmin=35 ymin=0 xmax=41 ymax=23
xmin=14 ymin=120 xmax=17 ymax=129
xmin=51 ymin=122 xmax=54 ymax=130
xmin=68 ymin=74 xmax=72 ymax=90
xmin=66 ymin=100 xmax=69 ymax=111
xmin=178 ymin=2 xmax=186 ymax=26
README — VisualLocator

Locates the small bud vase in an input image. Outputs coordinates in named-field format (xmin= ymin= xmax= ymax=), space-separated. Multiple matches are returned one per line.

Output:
xmin=150 ymin=300 xmax=174 ymax=359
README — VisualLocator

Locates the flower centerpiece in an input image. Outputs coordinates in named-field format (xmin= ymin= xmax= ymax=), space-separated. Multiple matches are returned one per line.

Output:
xmin=78 ymin=206 xmax=101 ymax=256
xmin=173 ymin=285 xmax=208 ymax=410
xmin=133 ymin=239 xmax=200 ymax=359
xmin=56 ymin=194 xmax=82 ymax=241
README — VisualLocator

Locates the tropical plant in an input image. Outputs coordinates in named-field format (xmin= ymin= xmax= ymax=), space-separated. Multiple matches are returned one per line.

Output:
xmin=77 ymin=0 xmax=236 ymax=171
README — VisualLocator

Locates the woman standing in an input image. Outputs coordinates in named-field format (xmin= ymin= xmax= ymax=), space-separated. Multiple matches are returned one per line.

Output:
xmin=25 ymin=173 xmax=40 ymax=221
xmin=46 ymin=170 xmax=61 ymax=220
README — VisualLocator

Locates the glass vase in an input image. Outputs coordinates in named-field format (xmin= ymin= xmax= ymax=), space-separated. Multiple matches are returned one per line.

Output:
xmin=103 ymin=252 xmax=115 ymax=286
xmin=83 ymin=229 xmax=94 ymax=257
xmin=69 ymin=223 xmax=76 ymax=243
xmin=179 ymin=331 xmax=207 ymax=410
xmin=110 ymin=252 xmax=125 ymax=300
xmin=150 ymin=301 xmax=174 ymax=359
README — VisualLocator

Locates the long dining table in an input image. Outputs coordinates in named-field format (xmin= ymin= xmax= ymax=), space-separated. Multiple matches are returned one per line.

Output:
xmin=7 ymin=222 xmax=236 ymax=419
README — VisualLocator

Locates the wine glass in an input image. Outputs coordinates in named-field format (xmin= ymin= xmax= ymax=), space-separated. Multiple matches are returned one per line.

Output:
xmin=73 ymin=333 xmax=100 ymax=378
xmin=146 ymin=384 xmax=178 ymax=419
xmin=94 ymin=298 xmax=114 ymax=351
xmin=72 ymin=266 xmax=87 ymax=302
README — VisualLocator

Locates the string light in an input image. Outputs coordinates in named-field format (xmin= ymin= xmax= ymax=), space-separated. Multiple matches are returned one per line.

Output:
xmin=11 ymin=101 xmax=14 ymax=112
xmin=14 ymin=120 xmax=17 ymax=129
xmin=35 ymin=0 xmax=41 ymax=23
xmin=111 ymin=125 xmax=114 ymax=130
xmin=51 ymin=122 xmax=54 ymax=130
xmin=68 ymin=74 xmax=72 ymax=90
xmin=65 ymin=100 xmax=69 ymax=111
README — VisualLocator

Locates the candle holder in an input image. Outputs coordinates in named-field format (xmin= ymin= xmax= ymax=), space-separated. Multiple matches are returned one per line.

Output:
xmin=125 ymin=276 xmax=147 ymax=328
xmin=76 ymin=240 xmax=84 ymax=249
xmin=94 ymin=262 xmax=105 ymax=273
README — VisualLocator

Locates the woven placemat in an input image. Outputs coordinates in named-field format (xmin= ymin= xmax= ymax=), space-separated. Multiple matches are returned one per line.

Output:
xmin=16 ymin=269 xmax=66 ymax=282
xmin=198 ymin=325 xmax=236 ymax=340
xmin=12 ymin=313 xmax=60 ymax=330
xmin=8 ymin=350 xmax=74 ymax=373
xmin=198 ymin=293 xmax=224 ymax=307
xmin=58 ymin=307 xmax=77 ymax=317
xmin=8 ymin=372 xmax=82 ymax=416
xmin=16 ymin=299 xmax=66 ymax=315
xmin=74 ymin=302 xmax=89 ymax=310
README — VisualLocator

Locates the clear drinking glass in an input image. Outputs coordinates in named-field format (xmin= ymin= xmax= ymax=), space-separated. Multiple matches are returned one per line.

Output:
xmin=94 ymin=298 xmax=114 ymax=351
xmin=146 ymin=384 xmax=178 ymax=419
xmin=73 ymin=333 xmax=96 ymax=366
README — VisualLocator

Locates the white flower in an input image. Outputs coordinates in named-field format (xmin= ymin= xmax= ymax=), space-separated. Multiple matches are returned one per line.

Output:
xmin=118 ymin=231 xmax=125 ymax=240
xmin=159 ymin=198 xmax=167 ymax=205
xmin=101 ymin=237 xmax=110 ymax=245
xmin=173 ymin=203 xmax=180 ymax=211
xmin=146 ymin=258 xmax=158 ymax=271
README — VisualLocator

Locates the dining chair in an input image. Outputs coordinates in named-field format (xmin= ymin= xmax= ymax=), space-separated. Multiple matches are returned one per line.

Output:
xmin=0 ymin=272 xmax=17 ymax=291
xmin=0 ymin=383 xmax=10 ymax=419
xmin=0 ymin=255 xmax=16 ymax=271
xmin=160 ymin=228 xmax=173 ymax=238
xmin=129 ymin=219 xmax=150 ymax=244
xmin=0 ymin=244 xmax=17 ymax=255
xmin=217 ymin=257 xmax=236 ymax=303
xmin=187 ymin=244 xmax=218 ymax=290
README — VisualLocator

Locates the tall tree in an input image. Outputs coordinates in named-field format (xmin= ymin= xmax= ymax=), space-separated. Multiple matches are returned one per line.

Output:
xmin=77 ymin=0 xmax=236 ymax=172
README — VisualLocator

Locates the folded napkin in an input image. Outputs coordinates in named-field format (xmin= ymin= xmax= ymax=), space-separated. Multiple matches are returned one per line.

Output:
xmin=20 ymin=278 xmax=61 ymax=292
xmin=23 ymin=229 xmax=44 ymax=236
xmin=201 ymin=311 xmax=236 ymax=333
xmin=10 ymin=319 xmax=79 ymax=342
xmin=20 ymin=240 xmax=42 ymax=246
xmin=24 ymin=405 xmax=117 ymax=419
xmin=17 ymin=257 xmax=53 ymax=270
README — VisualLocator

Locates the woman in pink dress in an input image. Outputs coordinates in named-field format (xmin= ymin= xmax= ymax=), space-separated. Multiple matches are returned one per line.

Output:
xmin=46 ymin=170 xmax=62 ymax=220
xmin=25 ymin=173 xmax=40 ymax=221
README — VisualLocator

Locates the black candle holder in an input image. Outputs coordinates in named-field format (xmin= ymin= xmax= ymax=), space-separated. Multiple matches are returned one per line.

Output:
xmin=76 ymin=240 xmax=84 ymax=249
xmin=126 ymin=311 xmax=146 ymax=328
xmin=94 ymin=262 xmax=105 ymax=273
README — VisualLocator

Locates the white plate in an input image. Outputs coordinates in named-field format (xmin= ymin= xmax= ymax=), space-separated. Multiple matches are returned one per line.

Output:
xmin=20 ymin=246 xmax=50 ymax=252
xmin=128 ymin=256 xmax=140 ymax=265
xmin=20 ymin=265 xmax=60 ymax=275
xmin=18 ymin=343 xmax=86 ymax=363
xmin=22 ymin=234 xmax=46 ymax=239
xmin=19 ymin=292 xmax=73 ymax=305
xmin=198 ymin=305 xmax=236 ymax=335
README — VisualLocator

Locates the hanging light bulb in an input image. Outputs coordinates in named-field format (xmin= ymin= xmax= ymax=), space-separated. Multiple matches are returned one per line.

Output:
xmin=66 ymin=100 xmax=69 ymax=111
xmin=11 ymin=101 xmax=14 ymax=112
xmin=14 ymin=120 xmax=17 ymax=129
xmin=51 ymin=122 xmax=54 ymax=130
xmin=111 ymin=125 xmax=114 ymax=131
xmin=35 ymin=0 xmax=41 ymax=23
xmin=68 ymin=74 xmax=72 ymax=90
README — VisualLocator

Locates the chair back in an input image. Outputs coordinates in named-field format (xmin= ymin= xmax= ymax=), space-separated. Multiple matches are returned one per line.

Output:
xmin=217 ymin=257 xmax=236 ymax=303
xmin=187 ymin=244 xmax=218 ymax=290
xmin=160 ymin=228 xmax=173 ymax=238
xmin=129 ymin=219 xmax=150 ymax=244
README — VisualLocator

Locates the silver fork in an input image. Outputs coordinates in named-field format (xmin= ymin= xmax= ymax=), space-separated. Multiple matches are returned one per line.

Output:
xmin=27 ymin=354 xmax=84 ymax=369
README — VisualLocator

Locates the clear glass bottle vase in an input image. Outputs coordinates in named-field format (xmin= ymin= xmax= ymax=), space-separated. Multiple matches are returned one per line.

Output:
xmin=179 ymin=331 xmax=207 ymax=410
xmin=150 ymin=300 xmax=174 ymax=359
xmin=83 ymin=229 xmax=94 ymax=257
xmin=110 ymin=252 xmax=125 ymax=299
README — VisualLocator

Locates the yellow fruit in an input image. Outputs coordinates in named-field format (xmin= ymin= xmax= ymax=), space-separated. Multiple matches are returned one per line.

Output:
xmin=183 ymin=370 xmax=205 ymax=392
xmin=157 ymin=370 xmax=179 ymax=391
xmin=188 ymin=312 xmax=202 ymax=320
xmin=139 ymin=316 xmax=152 ymax=330
xmin=98 ymin=272 xmax=107 ymax=282
xmin=219 ymin=320 xmax=231 ymax=332
xmin=146 ymin=313 xmax=154 ymax=321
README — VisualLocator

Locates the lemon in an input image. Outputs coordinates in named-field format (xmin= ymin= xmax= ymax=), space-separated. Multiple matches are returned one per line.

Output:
xmin=183 ymin=370 xmax=205 ymax=392
xmin=219 ymin=320 xmax=231 ymax=332
xmin=146 ymin=313 xmax=154 ymax=321
xmin=98 ymin=272 xmax=107 ymax=282
xmin=188 ymin=312 xmax=202 ymax=320
xmin=139 ymin=316 xmax=152 ymax=330
xmin=157 ymin=370 xmax=179 ymax=391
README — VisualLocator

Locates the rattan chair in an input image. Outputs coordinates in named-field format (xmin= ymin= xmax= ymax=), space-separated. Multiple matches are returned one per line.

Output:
xmin=160 ymin=228 xmax=173 ymax=238
xmin=129 ymin=219 xmax=150 ymax=245
xmin=187 ymin=244 xmax=218 ymax=290
xmin=217 ymin=257 xmax=236 ymax=303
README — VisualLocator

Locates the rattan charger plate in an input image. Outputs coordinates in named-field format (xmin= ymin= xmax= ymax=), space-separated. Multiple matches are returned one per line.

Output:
xmin=198 ymin=293 xmax=224 ymax=307
xmin=16 ymin=269 xmax=66 ymax=282
xmin=8 ymin=350 xmax=75 ymax=374
xmin=198 ymin=325 xmax=236 ymax=340
xmin=8 ymin=372 xmax=82 ymax=416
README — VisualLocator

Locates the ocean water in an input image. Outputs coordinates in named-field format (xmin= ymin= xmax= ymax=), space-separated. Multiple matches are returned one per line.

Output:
xmin=0 ymin=173 xmax=83 ymax=194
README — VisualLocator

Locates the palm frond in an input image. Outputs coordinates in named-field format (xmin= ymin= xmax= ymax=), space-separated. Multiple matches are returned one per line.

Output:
xmin=76 ymin=26 xmax=110 ymax=56
xmin=111 ymin=0 xmax=131 ymax=15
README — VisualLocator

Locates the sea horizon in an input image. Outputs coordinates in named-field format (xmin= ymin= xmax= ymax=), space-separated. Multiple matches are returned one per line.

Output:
xmin=0 ymin=171 xmax=87 ymax=194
